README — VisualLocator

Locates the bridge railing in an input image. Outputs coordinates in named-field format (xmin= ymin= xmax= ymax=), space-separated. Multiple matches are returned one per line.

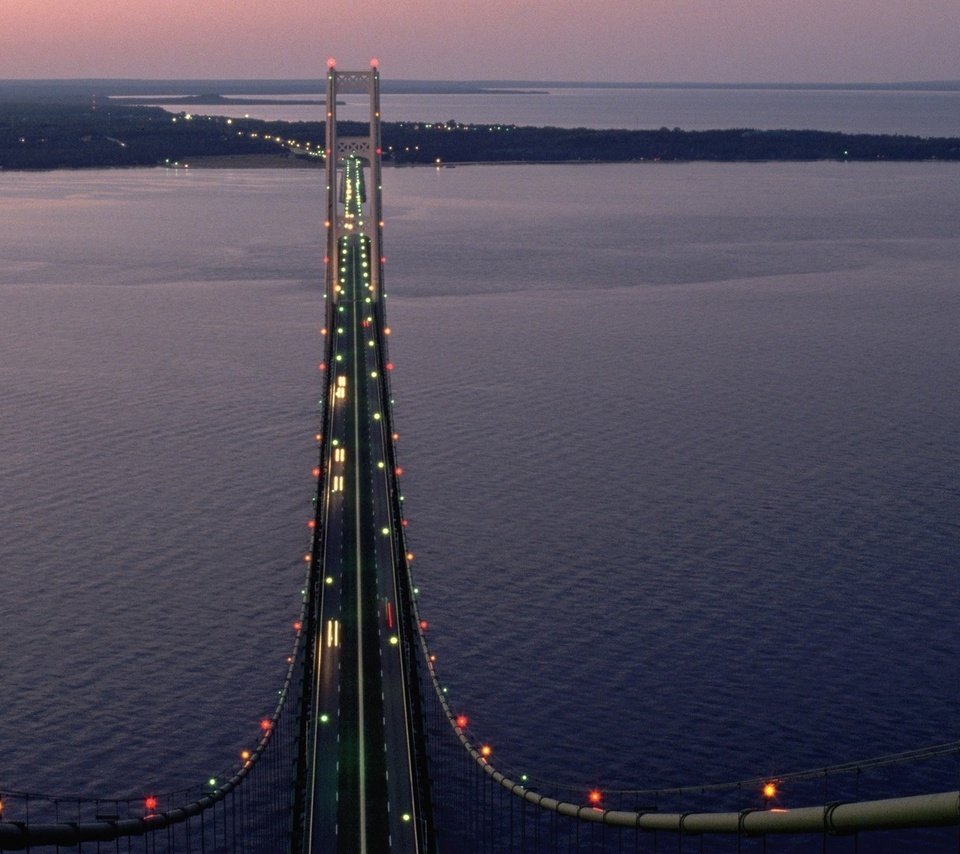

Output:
xmin=368 ymin=293 xmax=438 ymax=846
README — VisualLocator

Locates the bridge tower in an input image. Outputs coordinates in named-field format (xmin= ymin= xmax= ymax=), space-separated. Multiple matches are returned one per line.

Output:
xmin=323 ymin=59 xmax=385 ymax=317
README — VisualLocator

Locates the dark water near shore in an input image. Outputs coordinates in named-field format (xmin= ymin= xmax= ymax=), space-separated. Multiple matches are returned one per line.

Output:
xmin=1 ymin=162 xmax=957 ymax=849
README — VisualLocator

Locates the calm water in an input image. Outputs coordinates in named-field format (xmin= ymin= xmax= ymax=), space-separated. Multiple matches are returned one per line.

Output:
xmin=1 ymin=161 xmax=958 ymax=849
xmin=128 ymin=86 xmax=960 ymax=136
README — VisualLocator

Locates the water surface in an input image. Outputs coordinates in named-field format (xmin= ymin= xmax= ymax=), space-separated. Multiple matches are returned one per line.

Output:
xmin=0 ymin=166 xmax=956 ymax=846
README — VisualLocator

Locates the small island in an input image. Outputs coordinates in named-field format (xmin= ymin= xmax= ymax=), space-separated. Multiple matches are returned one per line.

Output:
xmin=2 ymin=101 xmax=959 ymax=170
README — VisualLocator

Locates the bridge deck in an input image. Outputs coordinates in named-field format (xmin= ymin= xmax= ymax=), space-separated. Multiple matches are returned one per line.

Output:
xmin=302 ymin=154 xmax=421 ymax=854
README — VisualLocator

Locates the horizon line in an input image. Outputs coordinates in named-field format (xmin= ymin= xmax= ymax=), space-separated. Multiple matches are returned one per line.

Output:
xmin=2 ymin=77 xmax=960 ymax=90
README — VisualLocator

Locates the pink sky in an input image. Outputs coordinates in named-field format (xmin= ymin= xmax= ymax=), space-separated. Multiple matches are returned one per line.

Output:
xmin=2 ymin=0 xmax=959 ymax=82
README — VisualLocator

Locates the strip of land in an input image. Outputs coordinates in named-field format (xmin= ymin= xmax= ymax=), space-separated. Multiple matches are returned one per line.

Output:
xmin=2 ymin=102 xmax=959 ymax=170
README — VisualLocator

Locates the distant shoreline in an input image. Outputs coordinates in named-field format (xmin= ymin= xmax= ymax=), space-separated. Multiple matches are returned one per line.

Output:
xmin=110 ymin=90 xmax=547 ymax=106
xmin=111 ymin=95 xmax=329 ymax=107
xmin=2 ymin=102 xmax=959 ymax=170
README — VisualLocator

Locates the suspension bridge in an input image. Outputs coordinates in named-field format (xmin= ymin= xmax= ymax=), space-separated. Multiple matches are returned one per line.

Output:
xmin=0 ymin=62 xmax=957 ymax=853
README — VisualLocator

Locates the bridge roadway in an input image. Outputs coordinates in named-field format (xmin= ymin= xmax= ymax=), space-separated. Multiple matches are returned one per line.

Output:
xmin=302 ymin=159 xmax=421 ymax=853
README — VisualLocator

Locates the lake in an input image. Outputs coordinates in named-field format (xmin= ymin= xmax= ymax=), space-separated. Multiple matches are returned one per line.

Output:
xmin=0 ymin=134 xmax=957 ymax=849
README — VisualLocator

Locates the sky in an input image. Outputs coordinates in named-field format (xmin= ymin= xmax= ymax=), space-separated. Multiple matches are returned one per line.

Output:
xmin=2 ymin=0 xmax=959 ymax=83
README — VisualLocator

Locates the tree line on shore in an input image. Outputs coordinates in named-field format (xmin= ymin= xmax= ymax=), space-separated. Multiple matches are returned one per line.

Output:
xmin=2 ymin=102 xmax=959 ymax=170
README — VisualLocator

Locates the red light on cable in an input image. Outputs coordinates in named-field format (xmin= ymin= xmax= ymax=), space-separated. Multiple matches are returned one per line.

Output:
xmin=386 ymin=362 xmax=395 ymax=371
xmin=307 ymin=519 xmax=316 ymax=529
xmin=395 ymin=466 xmax=403 ymax=475
xmin=260 ymin=718 xmax=272 ymax=732
xmin=762 ymin=782 xmax=777 ymax=800
xmin=293 ymin=621 xmax=302 ymax=632
xmin=312 ymin=467 xmax=320 ymax=477
xmin=419 ymin=619 xmax=428 ymax=630
xmin=480 ymin=745 xmax=492 ymax=758
xmin=588 ymin=789 xmax=602 ymax=806
xmin=145 ymin=796 xmax=158 ymax=812
xmin=456 ymin=715 xmax=468 ymax=728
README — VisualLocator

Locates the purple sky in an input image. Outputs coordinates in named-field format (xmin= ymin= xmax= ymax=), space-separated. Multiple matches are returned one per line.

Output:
xmin=2 ymin=0 xmax=959 ymax=82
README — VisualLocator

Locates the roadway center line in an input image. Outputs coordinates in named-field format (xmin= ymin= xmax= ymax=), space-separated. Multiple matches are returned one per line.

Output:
xmin=351 ymin=294 xmax=368 ymax=853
